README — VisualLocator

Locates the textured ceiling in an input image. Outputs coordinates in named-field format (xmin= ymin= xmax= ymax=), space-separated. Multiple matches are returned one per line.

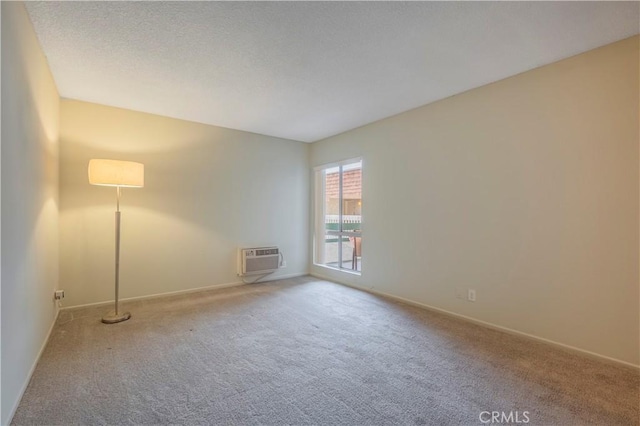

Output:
xmin=25 ymin=2 xmax=639 ymax=143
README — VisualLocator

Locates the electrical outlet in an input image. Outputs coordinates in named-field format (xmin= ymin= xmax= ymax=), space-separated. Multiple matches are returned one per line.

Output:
xmin=468 ymin=289 xmax=476 ymax=302
xmin=54 ymin=290 xmax=65 ymax=300
xmin=281 ymin=260 xmax=287 ymax=268
xmin=455 ymin=288 xmax=465 ymax=299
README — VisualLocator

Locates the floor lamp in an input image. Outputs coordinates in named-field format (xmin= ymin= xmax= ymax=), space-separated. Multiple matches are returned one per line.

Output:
xmin=88 ymin=159 xmax=144 ymax=324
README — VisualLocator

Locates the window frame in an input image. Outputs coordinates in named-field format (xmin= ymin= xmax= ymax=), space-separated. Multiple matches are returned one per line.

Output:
xmin=313 ymin=157 xmax=362 ymax=274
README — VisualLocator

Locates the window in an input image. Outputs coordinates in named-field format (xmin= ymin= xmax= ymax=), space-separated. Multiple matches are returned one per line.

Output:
xmin=314 ymin=159 xmax=362 ymax=273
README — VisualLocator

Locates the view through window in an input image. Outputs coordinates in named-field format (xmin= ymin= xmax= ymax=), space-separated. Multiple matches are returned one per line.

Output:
xmin=315 ymin=159 xmax=362 ymax=273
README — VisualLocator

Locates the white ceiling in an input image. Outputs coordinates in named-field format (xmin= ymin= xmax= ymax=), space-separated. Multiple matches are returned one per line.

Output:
xmin=25 ymin=2 xmax=639 ymax=143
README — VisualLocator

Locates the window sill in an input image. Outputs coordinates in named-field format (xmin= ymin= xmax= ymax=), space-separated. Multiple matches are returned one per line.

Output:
xmin=313 ymin=263 xmax=361 ymax=276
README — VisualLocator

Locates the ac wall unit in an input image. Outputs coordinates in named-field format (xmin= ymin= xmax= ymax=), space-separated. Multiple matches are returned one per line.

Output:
xmin=238 ymin=247 xmax=280 ymax=276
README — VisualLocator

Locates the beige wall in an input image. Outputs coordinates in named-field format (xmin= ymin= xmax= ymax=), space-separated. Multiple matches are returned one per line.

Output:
xmin=59 ymin=100 xmax=309 ymax=307
xmin=311 ymin=37 xmax=640 ymax=366
xmin=1 ymin=3 xmax=60 ymax=423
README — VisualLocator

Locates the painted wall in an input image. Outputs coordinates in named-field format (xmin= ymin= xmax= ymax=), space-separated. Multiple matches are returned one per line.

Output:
xmin=59 ymin=100 xmax=309 ymax=307
xmin=1 ymin=3 xmax=60 ymax=423
xmin=310 ymin=37 xmax=640 ymax=366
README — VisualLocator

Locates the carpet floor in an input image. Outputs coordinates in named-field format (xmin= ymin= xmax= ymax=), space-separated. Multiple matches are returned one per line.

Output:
xmin=12 ymin=276 xmax=639 ymax=425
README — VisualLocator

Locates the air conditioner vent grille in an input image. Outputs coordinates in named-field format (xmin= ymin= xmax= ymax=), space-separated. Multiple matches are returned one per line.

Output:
xmin=239 ymin=246 xmax=279 ymax=276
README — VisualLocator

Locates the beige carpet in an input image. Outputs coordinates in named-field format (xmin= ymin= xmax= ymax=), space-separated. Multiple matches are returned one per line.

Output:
xmin=12 ymin=276 xmax=639 ymax=425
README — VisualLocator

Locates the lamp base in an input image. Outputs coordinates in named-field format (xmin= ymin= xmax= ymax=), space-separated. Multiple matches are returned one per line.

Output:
xmin=101 ymin=311 xmax=131 ymax=324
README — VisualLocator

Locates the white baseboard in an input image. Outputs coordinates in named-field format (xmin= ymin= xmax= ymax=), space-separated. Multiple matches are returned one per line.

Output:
xmin=61 ymin=272 xmax=309 ymax=311
xmin=5 ymin=307 xmax=60 ymax=425
xmin=261 ymin=272 xmax=309 ymax=282
xmin=310 ymin=272 xmax=640 ymax=370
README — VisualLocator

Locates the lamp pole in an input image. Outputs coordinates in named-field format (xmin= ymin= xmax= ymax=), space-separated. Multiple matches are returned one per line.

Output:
xmin=114 ymin=186 xmax=121 ymax=316
xmin=102 ymin=185 xmax=130 ymax=324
